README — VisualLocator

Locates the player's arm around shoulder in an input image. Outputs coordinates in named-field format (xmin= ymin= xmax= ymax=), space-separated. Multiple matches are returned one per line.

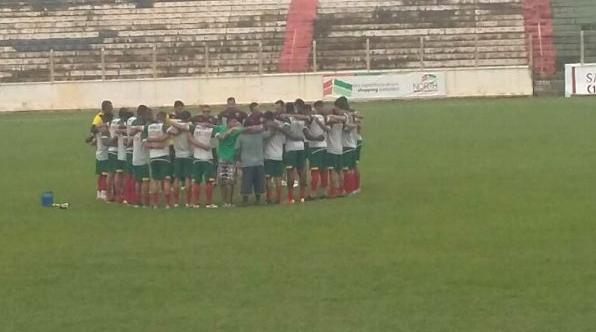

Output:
xmin=147 ymin=125 xmax=171 ymax=143
xmin=169 ymin=121 xmax=190 ymax=131
xmin=327 ymin=114 xmax=346 ymax=123
xmin=234 ymin=135 xmax=243 ymax=161
xmin=303 ymin=127 xmax=324 ymax=141
xmin=243 ymin=125 xmax=265 ymax=134
xmin=315 ymin=116 xmax=331 ymax=132
xmin=214 ymin=125 xmax=229 ymax=140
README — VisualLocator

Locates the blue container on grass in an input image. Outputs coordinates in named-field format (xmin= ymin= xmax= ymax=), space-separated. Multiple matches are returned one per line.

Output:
xmin=41 ymin=191 xmax=54 ymax=207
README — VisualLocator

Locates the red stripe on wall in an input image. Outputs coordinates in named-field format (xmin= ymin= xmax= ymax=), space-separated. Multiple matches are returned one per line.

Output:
xmin=521 ymin=0 xmax=557 ymax=77
xmin=278 ymin=0 xmax=319 ymax=72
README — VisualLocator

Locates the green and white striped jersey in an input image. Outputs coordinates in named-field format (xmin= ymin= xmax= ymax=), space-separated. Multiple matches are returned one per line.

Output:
xmin=108 ymin=118 xmax=120 ymax=155
xmin=326 ymin=114 xmax=346 ymax=155
xmin=342 ymin=112 xmax=358 ymax=149
xmin=264 ymin=120 xmax=287 ymax=161
xmin=132 ymin=118 xmax=148 ymax=166
xmin=125 ymin=116 xmax=136 ymax=153
xmin=145 ymin=122 xmax=169 ymax=159
xmin=191 ymin=124 xmax=214 ymax=161
xmin=168 ymin=120 xmax=192 ymax=159
xmin=308 ymin=114 xmax=328 ymax=149
xmin=95 ymin=132 xmax=109 ymax=161
xmin=285 ymin=117 xmax=306 ymax=152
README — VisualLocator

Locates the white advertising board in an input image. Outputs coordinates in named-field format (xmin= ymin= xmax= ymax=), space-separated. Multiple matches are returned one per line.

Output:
xmin=565 ymin=63 xmax=596 ymax=97
xmin=322 ymin=71 xmax=446 ymax=100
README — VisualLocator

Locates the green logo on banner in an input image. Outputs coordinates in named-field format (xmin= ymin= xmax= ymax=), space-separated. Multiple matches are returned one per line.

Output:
xmin=324 ymin=78 xmax=353 ymax=97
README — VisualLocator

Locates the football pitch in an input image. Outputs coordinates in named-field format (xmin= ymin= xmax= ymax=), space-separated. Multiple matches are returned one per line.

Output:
xmin=1 ymin=97 xmax=596 ymax=331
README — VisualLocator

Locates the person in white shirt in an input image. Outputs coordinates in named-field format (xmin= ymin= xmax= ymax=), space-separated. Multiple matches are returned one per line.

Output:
xmin=307 ymin=101 xmax=331 ymax=199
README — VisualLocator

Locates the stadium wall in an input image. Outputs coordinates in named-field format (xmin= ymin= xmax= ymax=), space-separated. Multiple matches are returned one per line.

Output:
xmin=0 ymin=66 xmax=532 ymax=112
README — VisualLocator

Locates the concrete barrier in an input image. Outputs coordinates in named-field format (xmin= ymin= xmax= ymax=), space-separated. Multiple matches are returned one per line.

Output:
xmin=0 ymin=66 xmax=532 ymax=112
xmin=445 ymin=66 xmax=533 ymax=97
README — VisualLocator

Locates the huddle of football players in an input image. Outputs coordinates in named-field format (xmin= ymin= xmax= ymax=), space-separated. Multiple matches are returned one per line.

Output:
xmin=88 ymin=96 xmax=363 ymax=208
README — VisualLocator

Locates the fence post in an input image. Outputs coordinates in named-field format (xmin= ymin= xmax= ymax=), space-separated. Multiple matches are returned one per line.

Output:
xmin=580 ymin=30 xmax=585 ymax=64
xmin=537 ymin=19 xmax=544 ymax=57
xmin=312 ymin=40 xmax=317 ymax=72
xmin=528 ymin=33 xmax=534 ymax=69
xmin=290 ymin=29 xmax=297 ymax=72
xmin=152 ymin=45 xmax=157 ymax=78
xmin=49 ymin=49 xmax=54 ymax=82
xmin=366 ymin=37 xmax=371 ymax=70
xmin=258 ymin=41 xmax=263 ymax=75
xmin=100 ymin=47 xmax=105 ymax=80
xmin=419 ymin=36 xmax=425 ymax=68
xmin=474 ymin=33 xmax=479 ymax=67
xmin=204 ymin=43 xmax=209 ymax=74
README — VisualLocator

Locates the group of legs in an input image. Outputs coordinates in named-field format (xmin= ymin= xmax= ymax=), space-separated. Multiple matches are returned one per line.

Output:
xmin=97 ymin=151 xmax=361 ymax=208
xmin=263 ymin=150 xmax=361 ymax=205
xmin=149 ymin=158 xmax=217 ymax=209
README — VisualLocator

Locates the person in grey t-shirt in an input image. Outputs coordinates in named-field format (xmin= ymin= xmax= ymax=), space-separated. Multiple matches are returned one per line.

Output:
xmin=235 ymin=117 xmax=266 ymax=205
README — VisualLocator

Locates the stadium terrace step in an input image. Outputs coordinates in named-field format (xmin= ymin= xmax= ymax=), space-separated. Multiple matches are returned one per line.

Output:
xmin=0 ymin=0 xmax=290 ymax=81
xmin=0 ymin=0 xmax=533 ymax=82
xmin=314 ymin=0 xmax=528 ymax=72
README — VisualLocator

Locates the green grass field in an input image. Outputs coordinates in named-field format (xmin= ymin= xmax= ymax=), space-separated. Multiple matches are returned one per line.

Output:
xmin=1 ymin=97 xmax=596 ymax=331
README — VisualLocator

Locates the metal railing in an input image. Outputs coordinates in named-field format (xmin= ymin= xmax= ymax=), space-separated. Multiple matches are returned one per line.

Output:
xmin=579 ymin=29 xmax=596 ymax=65
xmin=41 ymin=36 xmax=531 ymax=82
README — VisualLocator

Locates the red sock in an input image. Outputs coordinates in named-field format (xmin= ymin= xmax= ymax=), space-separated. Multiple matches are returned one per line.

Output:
xmin=276 ymin=185 xmax=282 ymax=203
xmin=266 ymin=182 xmax=272 ymax=202
xmin=173 ymin=186 xmax=179 ymax=206
xmin=164 ymin=192 xmax=171 ymax=207
xmin=122 ymin=176 xmax=129 ymax=202
xmin=342 ymin=171 xmax=349 ymax=193
xmin=288 ymin=187 xmax=294 ymax=202
xmin=320 ymin=169 xmax=329 ymax=189
xmin=126 ymin=179 xmax=134 ymax=204
xmin=206 ymin=182 xmax=214 ymax=205
xmin=329 ymin=184 xmax=336 ymax=198
xmin=344 ymin=170 xmax=354 ymax=194
xmin=310 ymin=169 xmax=320 ymax=192
xmin=132 ymin=182 xmax=140 ymax=205
xmin=128 ymin=176 xmax=136 ymax=203
xmin=185 ymin=184 xmax=192 ymax=205
xmin=343 ymin=170 xmax=351 ymax=194
xmin=192 ymin=183 xmax=200 ymax=205
xmin=299 ymin=185 xmax=306 ymax=200
xmin=349 ymin=170 xmax=356 ymax=192
xmin=98 ymin=175 xmax=107 ymax=191
xmin=143 ymin=192 xmax=150 ymax=206
xmin=115 ymin=176 xmax=123 ymax=203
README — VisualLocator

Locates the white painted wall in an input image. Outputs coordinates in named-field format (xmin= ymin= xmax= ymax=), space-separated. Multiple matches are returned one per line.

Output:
xmin=445 ymin=66 xmax=533 ymax=97
xmin=0 ymin=66 xmax=532 ymax=112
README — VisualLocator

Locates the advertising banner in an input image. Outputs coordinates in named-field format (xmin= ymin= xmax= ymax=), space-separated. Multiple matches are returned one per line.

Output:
xmin=565 ymin=63 xmax=596 ymax=97
xmin=322 ymin=71 xmax=446 ymax=100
